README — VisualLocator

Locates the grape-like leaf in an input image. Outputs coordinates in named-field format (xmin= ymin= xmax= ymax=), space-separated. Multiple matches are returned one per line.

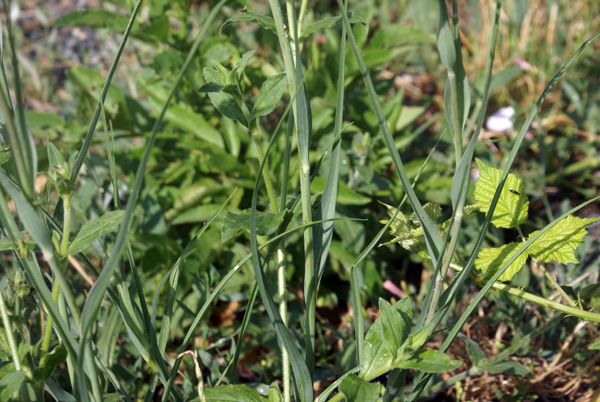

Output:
xmin=474 ymin=242 xmax=528 ymax=282
xmin=474 ymin=158 xmax=529 ymax=229
xmin=527 ymin=215 xmax=600 ymax=264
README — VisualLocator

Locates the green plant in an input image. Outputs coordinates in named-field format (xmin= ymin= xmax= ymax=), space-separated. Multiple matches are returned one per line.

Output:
xmin=0 ymin=0 xmax=599 ymax=401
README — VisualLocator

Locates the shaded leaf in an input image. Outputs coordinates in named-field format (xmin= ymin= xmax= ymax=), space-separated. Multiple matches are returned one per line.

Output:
xmin=311 ymin=176 xmax=370 ymax=205
xmin=267 ymin=382 xmax=283 ymax=402
xmin=67 ymin=211 xmax=125 ymax=255
xmin=250 ymin=73 xmax=288 ymax=121
xmin=394 ymin=349 xmax=461 ymax=373
xmin=474 ymin=242 xmax=528 ymax=282
xmin=220 ymin=13 xmax=276 ymax=35
xmin=527 ymin=215 xmax=599 ymax=264
xmin=339 ymin=375 xmax=380 ymax=402
xmin=34 ymin=343 xmax=67 ymax=382
xmin=53 ymin=10 xmax=129 ymax=30
xmin=300 ymin=13 xmax=368 ymax=40
xmin=379 ymin=299 xmax=411 ymax=359
xmin=360 ymin=318 xmax=393 ymax=380
xmin=222 ymin=210 xmax=286 ymax=242
xmin=484 ymin=360 xmax=530 ymax=376
xmin=0 ymin=371 xmax=27 ymax=401
xmin=204 ymin=385 xmax=267 ymax=402
xmin=474 ymin=158 xmax=529 ymax=229
xmin=458 ymin=334 xmax=486 ymax=367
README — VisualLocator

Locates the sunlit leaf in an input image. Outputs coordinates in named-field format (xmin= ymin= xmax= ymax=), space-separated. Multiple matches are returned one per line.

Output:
xmin=67 ymin=211 xmax=125 ymax=255
xmin=527 ymin=215 xmax=600 ymax=264
xmin=474 ymin=242 xmax=528 ymax=282
xmin=339 ymin=375 xmax=380 ymax=402
xmin=474 ymin=158 xmax=529 ymax=229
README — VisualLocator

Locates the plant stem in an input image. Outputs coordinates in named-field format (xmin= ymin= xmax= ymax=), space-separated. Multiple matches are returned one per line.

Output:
xmin=277 ymin=248 xmax=291 ymax=402
xmin=449 ymin=263 xmax=600 ymax=322
xmin=536 ymin=259 xmax=577 ymax=307
xmin=41 ymin=195 xmax=73 ymax=362
xmin=0 ymin=289 xmax=21 ymax=371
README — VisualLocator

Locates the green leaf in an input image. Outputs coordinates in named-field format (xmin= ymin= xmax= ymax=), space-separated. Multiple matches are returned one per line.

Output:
xmin=267 ymin=382 xmax=283 ymax=402
xmin=232 ymin=50 xmax=256 ymax=87
xmin=360 ymin=317 xmax=393 ymax=380
xmin=484 ymin=360 xmax=530 ymax=376
xmin=203 ymin=68 xmax=247 ymax=126
xmin=458 ymin=334 xmax=486 ymax=367
xmin=409 ymin=322 xmax=434 ymax=351
xmin=103 ymin=394 xmax=125 ymax=402
xmin=581 ymin=284 xmax=600 ymax=311
xmin=474 ymin=158 xmax=529 ymax=229
xmin=474 ymin=242 xmax=529 ymax=282
xmin=67 ymin=210 xmax=125 ymax=255
xmin=0 ymin=371 xmax=27 ymax=401
xmin=204 ymin=385 xmax=267 ymax=402
xmin=394 ymin=349 xmax=461 ymax=373
xmin=221 ymin=210 xmax=287 ymax=242
xmin=47 ymin=142 xmax=67 ymax=172
xmin=53 ymin=10 xmax=129 ymax=30
xmin=527 ymin=215 xmax=600 ymax=264
xmin=339 ymin=375 xmax=380 ymax=402
xmin=379 ymin=299 xmax=411 ymax=359
xmin=34 ymin=343 xmax=67 ymax=382
xmin=220 ymin=13 xmax=276 ymax=36
xmin=311 ymin=176 xmax=370 ymax=205
xmin=589 ymin=339 xmax=600 ymax=351
xmin=300 ymin=13 xmax=368 ymax=40
xmin=250 ymin=73 xmax=288 ymax=121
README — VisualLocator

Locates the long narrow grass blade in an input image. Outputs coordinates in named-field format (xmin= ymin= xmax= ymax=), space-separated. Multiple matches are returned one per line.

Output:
xmin=313 ymin=8 xmax=347 ymax=290
xmin=0 ymin=0 xmax=36 ymax=199
xmin=79 ymin=2 xmax=227 ymax=400
xmin=337 ymin=0 xmax=443 ymax=266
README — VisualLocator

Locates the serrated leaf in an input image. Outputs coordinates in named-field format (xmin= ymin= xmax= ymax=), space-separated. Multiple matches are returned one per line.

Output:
xmin=410 ymin=203 xmax=442 ymax=226
xmin=339 ymin=375 xmax=380 ymax=402
xmin=220 ymin=13 xmax=276 ymax=36
xmin=474 ymin=158 xmax=529 ymax=228
xmin=221 ymin=210 xmax=287 ymax=242
xmin=527 ymin=215 xmax=599 ymax=264
xmin=474 ymin=242 xmax=528 ymax=282
xmin=250 ymin=73 xmax=288 ymax=121
xmin=204 ymin=385 xmax=267 ymax=402
xmin=66 ymin=210 xmax=125 ymax=255
xmin=379 ymin=299 xmax=411 ymax=359
xmin=394 ymin=349 xmax=461 ymax=373
xmin=300 ymin=13 xmax=368 ymax=40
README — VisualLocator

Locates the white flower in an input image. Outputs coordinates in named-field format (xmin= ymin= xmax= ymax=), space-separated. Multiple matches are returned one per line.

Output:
xmin=486 ymin=106 xmax=515 ymax=132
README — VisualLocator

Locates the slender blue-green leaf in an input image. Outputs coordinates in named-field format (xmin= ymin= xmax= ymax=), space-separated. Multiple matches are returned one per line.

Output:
xmin=337 ymin=0 xmax=442 ymax=266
